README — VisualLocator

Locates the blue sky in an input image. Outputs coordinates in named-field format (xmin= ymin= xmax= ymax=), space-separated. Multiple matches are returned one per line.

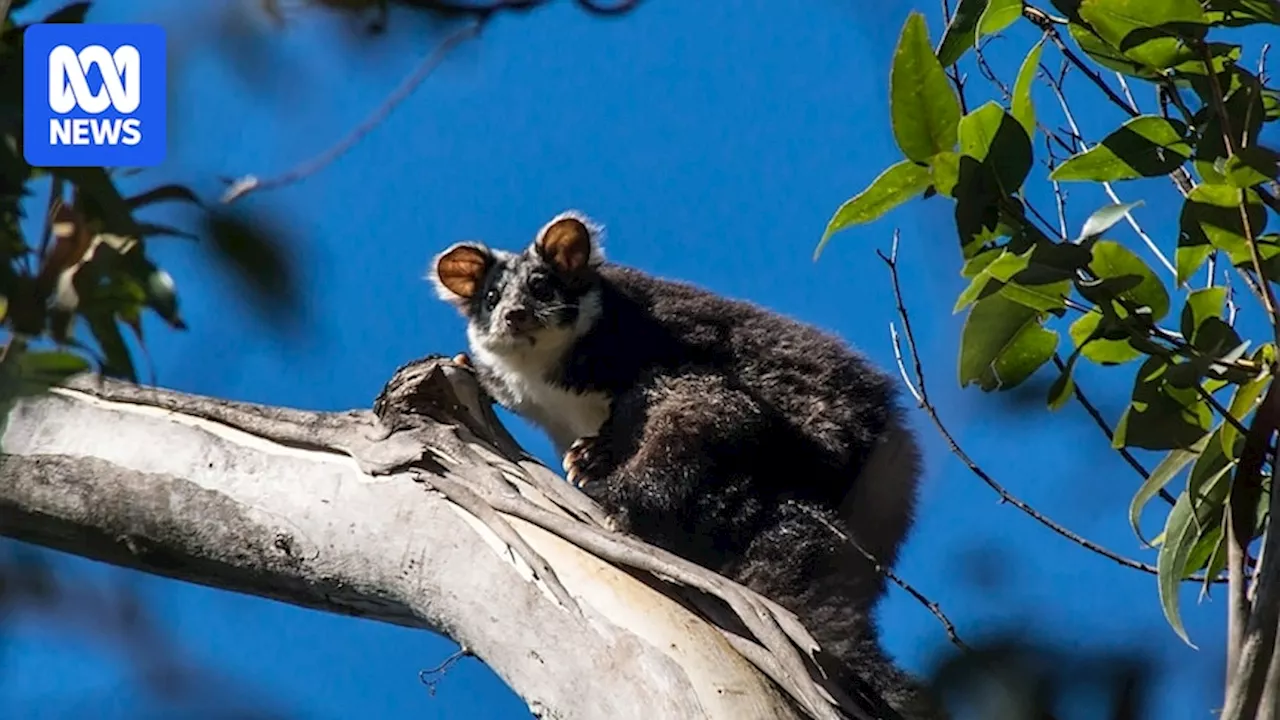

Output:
xmin=5 ymin=0 xmax=1277 ymax=718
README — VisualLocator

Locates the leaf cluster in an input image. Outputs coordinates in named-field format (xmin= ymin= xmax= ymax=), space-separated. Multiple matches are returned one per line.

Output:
xmin=0 ymin=1 xmax=297 ymax=404
xmin=819 ymin=0 xmax=1279 ymax=643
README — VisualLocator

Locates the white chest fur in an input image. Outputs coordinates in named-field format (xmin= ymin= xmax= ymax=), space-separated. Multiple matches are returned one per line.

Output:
xmin=469 ymin=330 xmax=612 ymax=455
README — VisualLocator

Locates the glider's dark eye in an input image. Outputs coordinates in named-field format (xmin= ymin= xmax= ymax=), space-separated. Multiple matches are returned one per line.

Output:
xmin=484 ymin=288 xmax=500 ymax=310
xmin=528 ymin=277 xmax=554 ymax=302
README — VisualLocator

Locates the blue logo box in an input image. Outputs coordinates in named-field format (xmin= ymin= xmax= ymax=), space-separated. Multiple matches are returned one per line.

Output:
xmin=23 ymin=23 xmax=167 ymax=167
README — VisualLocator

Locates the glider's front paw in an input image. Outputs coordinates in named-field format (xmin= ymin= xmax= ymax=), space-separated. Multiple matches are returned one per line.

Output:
xmin=563 ymin=436 xmax=607 ymax=489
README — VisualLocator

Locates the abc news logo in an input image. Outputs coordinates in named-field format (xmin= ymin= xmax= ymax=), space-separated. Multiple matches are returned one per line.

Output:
xmin=23 ymin=24 xmax=166 ymax=167
xmin=48 ymin=44 xmax=143 ymax=147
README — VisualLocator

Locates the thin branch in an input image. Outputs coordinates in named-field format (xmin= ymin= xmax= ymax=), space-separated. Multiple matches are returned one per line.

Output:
xmin=222 ymin=19 xmax=482 ymax=203
xmin=1041 ymin=60 xmax=1177 ymax=278
xmin=1198 ymin=40 xmax=1280 ymax=345
xmin=878 ymin=233 xmax=1225 ymax=584
xmin=803 ymin=504 xmax=967 ymax=652
xmin=1049 ymin=354 xmax=1176 ymax=507
xmin=1114 ymin=72 xmax=1139 ymax=113
xmin=1023 ymin=6 xmax=1138 ymax=118
xmin=419 ymin=647 xmax=473 ymax=696
xmin=939 ymin=0 xmax=968 ymax=114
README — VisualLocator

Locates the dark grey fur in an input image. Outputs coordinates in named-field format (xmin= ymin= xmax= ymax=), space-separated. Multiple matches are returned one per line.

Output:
xmin=431 ymin=212 xmax=944 ymax=719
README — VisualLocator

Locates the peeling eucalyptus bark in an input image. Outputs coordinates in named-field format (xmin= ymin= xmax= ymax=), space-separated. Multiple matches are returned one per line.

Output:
xmin=0 ymin=356 xmax=843 ymax=720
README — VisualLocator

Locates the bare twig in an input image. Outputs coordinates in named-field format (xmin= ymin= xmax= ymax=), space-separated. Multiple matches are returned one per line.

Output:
xmin=222 ymin=20 xmax=482 ymax=203
xmin=803 ymin=504 xmax=967 ymax=652
xmin=1049 ymin=354 xmax=1176 ymax=507
xmin=1198 ymin=40 xmax=1280 ymax=345
xmin=1023 ymin=6 xmax=1138 ymax=117
xmin=878 ymin=233 xmax=1224 ymax=583
xmin=1041 ymin=61 xmax=1177 ymax=278
xmin=938 ymin=0 xmax=969 ymax=114
xmin=419 ymin=647 xmax=473 ymax=695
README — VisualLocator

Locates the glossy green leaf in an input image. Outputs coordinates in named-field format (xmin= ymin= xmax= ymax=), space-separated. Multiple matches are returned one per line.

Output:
xmin=1011 ymin=39 xmax=1045 ymax=137
xmin=1069 ymin=310 xmax=1142 ymax=365
xmin=1047 ymin=349 xmax=1080 ymax=411
xmin=1201 ymin=530 xmax=1228 ymax=599
xmin=1088 ymin=239 xmax=1170 ymax=321
xmin=975 ymin=0 xmax=1022 ymax=40
xmin=1050 ymin=116 xmax=1191 ymax=182
xmin=1220 ymin=351 xmax=1272 ymax=454
xmin=1068 ymin=21 xmax=1155 ymax=79
xmin=937 ymin=0 xmax=989 ymax=66
xmin=959 ymin=101 xmax=1034 ymax=193
xmin=959 ymin=293 xmax=1058 ymax=391
xmin=930 ymin=151 xmax=961 ymax=197
xmin=891 ymin=13 xmax=962 ymax=162
xmin=1114 ymin=358 xmax=1213 ymax=451
xmin=955 ymin=248 xmax=1030 ymax=312
xmin=1205 ymin=0 xmax=1280 ymax=27
xmin=1179 ymin=185 xmax=1268 ymax=267
xmin=817 ymin=160 xmax=932 ymax=257
xmin=1129 ymin=436 xmax=1207 ymax=547
xmin=1078 ymin=0 xmax=1208 ymax=72
xmin=1179 ymin=287 xmax=1227 ymax=340
xmin=1194 ymin=82 xmax=1267 ymax=181
xmin=1222 ymin=146 xmax=1280 ymax=188
xmin=1158 ymin=423 xmax=1230 ymax=647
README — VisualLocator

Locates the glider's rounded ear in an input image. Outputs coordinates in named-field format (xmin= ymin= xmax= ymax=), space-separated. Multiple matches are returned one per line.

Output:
xmin=533 ymin=212 xmax=604 ymax=276
xmin=430 ymin=242 xmax=493 ymax=304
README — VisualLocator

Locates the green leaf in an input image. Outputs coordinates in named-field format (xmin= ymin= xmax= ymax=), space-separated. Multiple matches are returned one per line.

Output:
xmin=1157 ymin=423 xmax=1231 ymax=647
xmin=1130 ymin=436 xmax=1208 ymax=547
xmin=1088 ymin=239 xmax=1171 ymax=321
xmin=1201 ymin=530 xmax=1228 ymax=599
xmin=1113 ymin=357 xmax=1213 ymax=451
xmin=1047 ymin=351 xmax=1079 ymax=411
xmin=1222 ymin=146 xmax=1280 ymax=188
xmin=959 ymin=293 xmax=1058 ymax=391
xmin=936 ymin=0 xmax=989 ymax=67
xmin=1205 ymin=0 xmax=1280 ymax=27
xmin=1220 ymin=351 xmax=1272 ymax=454
xmin=1069 ymin=310 xmax=1142 ymax=365
xmin=1077 ymin=200 xmax=1143 ymax=242
xmin=930 ymin=151 xmax=961 ymax=197
xmin=1068 ymin=21 xmax=1155 ymax=79
xmin=1078 ymin=0 xmax=1208 ymax=72
xmin=1179 ymin=185 xmax=1269 ymax=268
xmin=816 ymin=160 xmax=932 ymax=257
xmin=1194 ymin=81 xmax=1268 ymax=180
xmin=0 ymin=349 xmax=92 ymax=403
xmin=1179 ymin=287 xmax=1227 ymax=340
xmin=1049 ymin=116 xmax=1191 ymax=182
xmin=891 ymin=12 xmax=962 ymax=162
xmin=1011 ymin=39 xmax=1045 ymax=137
xmin=975 ymin=0 xmax=1022 ymax=40
xmin=955 ymin=248 xmax=1031 ymax=311
xmin=959 ymin=101 xmax=1034 ymax=193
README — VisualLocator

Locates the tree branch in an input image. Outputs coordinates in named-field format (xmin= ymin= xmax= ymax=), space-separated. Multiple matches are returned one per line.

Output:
xmin=0 ymin=358 xmax=890 ymax=720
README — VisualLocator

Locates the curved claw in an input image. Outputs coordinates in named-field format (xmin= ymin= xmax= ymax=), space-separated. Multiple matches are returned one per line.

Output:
xmin=563 ymin=436 xmax=597 ymax=488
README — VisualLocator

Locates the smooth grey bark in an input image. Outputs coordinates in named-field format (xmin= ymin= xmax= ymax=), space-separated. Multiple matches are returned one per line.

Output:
xmin=0 ymin=356 xmax=849 ymax=720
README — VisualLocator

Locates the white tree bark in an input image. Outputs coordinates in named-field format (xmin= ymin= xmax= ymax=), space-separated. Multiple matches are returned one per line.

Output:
xmin=0 ymin=356 xmax=871 ymax=720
